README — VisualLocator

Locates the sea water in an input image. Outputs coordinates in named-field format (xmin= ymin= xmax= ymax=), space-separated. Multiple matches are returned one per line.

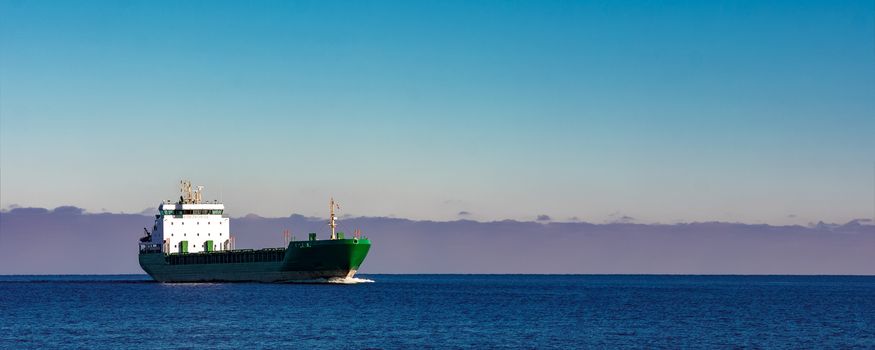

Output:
xmin=1 ymin=275 xmax=873 ymax=348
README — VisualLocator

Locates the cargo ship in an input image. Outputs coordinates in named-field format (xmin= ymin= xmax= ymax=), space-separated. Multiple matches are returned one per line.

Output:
xmin=138 ymin=181 xmax=371 ymax=282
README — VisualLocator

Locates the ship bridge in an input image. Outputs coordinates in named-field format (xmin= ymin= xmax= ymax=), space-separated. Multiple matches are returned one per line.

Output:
xmin=144 ymin=181 xmax=232 ymax=254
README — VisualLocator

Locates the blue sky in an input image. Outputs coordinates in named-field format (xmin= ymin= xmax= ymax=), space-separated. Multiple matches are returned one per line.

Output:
xmin=1 ymin=0 xmax=873 ymax=224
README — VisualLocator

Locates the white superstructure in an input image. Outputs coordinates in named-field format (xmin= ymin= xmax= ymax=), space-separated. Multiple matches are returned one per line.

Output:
xmin=146 ymin=180 xmax=231 ymax=254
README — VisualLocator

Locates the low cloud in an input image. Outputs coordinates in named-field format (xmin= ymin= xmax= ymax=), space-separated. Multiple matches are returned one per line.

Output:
xmin=51 ymin=206 xmax=85 ymax=215
xmin=536 ymin=214 xmax=551 ymax=222
xmin=1 ymin=206 xmax=873 ymax=275
xmin=616 ymin=215 xmax=635 ymax=224
xmin=139 ymin=207 xmax=158 ymax=215
xmin=607 ymin=212 xmax=635 ymax=224
xmin=458 ymin=211 xmax=472 ymax=217
xmin=1 ymin=204 xmax=21 ymax=212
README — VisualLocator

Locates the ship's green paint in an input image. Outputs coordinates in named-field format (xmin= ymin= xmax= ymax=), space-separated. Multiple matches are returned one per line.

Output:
xmin=139 ymin=238 xmax=371 ymax=283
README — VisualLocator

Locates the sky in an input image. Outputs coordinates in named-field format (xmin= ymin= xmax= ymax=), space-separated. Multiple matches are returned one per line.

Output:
xmin=1 ymin=0 xmax=873 ymax=224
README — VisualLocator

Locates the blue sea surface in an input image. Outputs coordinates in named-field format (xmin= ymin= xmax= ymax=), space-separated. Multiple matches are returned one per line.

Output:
xmin=1 ymin=275 xmax=873 ymax=348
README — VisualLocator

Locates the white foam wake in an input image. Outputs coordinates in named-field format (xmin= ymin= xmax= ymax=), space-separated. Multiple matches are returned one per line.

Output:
xmin=325 ymin=276 xmax=375 ymax=284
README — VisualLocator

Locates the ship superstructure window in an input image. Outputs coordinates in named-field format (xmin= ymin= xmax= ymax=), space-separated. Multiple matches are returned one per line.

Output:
xmin=160 ymin=209 xmax=222 ymax=216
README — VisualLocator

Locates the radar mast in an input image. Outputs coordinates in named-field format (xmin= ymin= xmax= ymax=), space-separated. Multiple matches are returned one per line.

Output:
xmin=178 ymin=180 xmax=204 ymax=204
xmin=329 ymin=198 xmax=340 ymax=239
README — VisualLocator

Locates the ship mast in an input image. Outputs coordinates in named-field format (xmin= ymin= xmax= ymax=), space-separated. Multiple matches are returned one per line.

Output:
xmin=179 ymin=180 xmax=204 ymax=204
xmin=180 ymin=180 xmax=192 ymax=203
xmin=329 ymin=197 xmax=339 ymax=240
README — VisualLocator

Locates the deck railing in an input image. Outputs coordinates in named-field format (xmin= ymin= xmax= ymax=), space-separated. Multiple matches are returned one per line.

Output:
xmin=164 ymin=248 xmax=287 ymax=265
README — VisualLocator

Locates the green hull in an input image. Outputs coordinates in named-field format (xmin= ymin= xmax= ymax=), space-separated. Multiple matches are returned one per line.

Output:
xmin=139 ymin=238 xmax=370 ymax=283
